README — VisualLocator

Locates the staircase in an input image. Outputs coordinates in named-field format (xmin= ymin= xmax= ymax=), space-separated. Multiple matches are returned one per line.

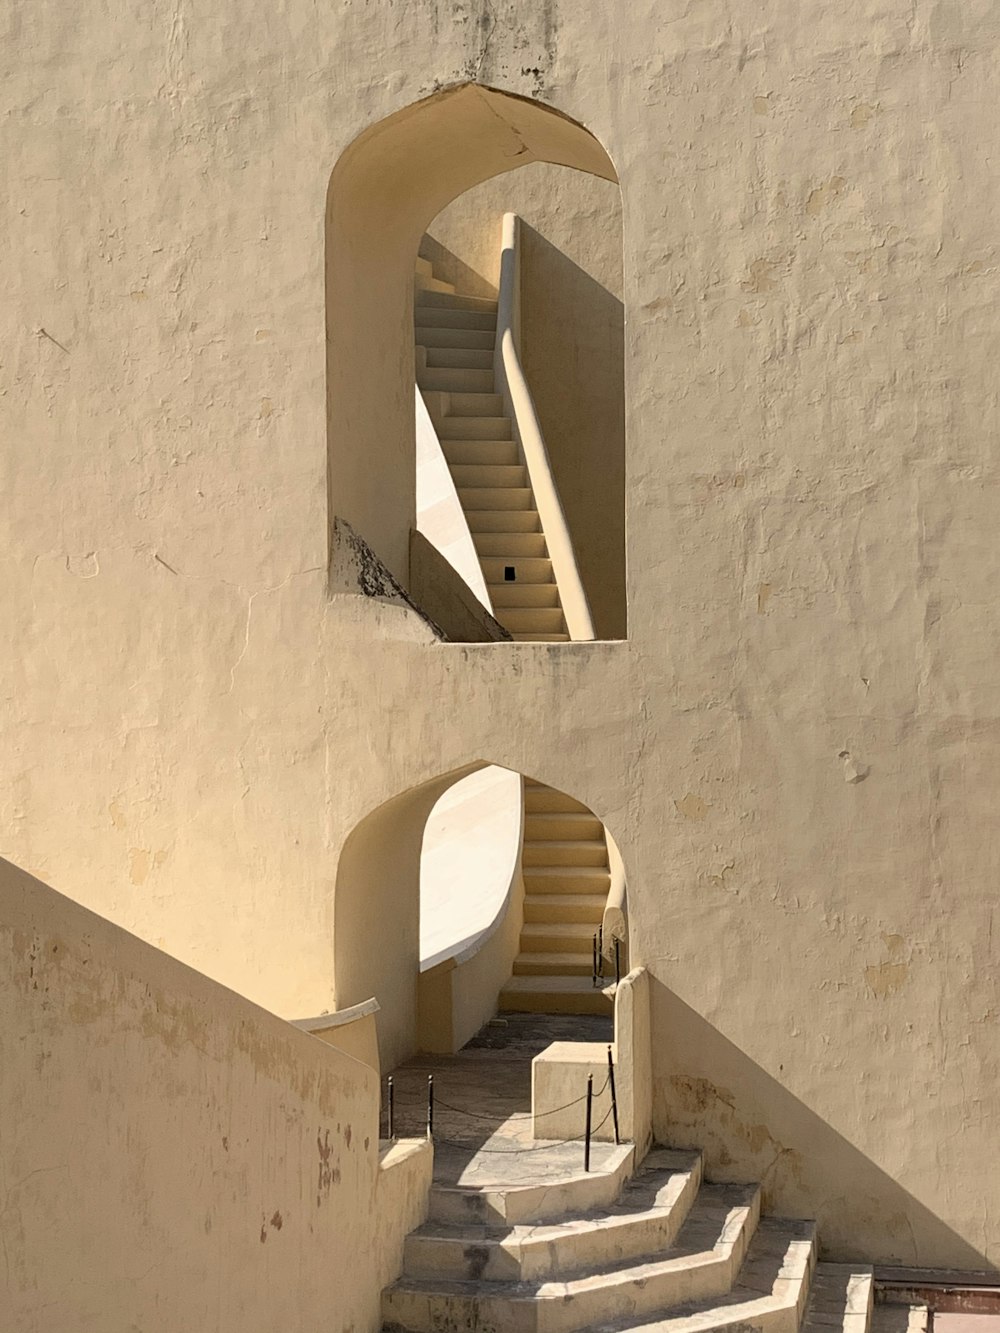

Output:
xmin=382 ymin=1142 xmax=917 ymax=1333
xmin=500 ymin=778 xmax=614 ymax=1018
xmin=414 ymin=256 xmax=571 ymax=642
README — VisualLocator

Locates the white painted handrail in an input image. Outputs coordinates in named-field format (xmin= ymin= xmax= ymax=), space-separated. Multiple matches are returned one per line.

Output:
xmin=494 ymin=213 xmax=595 ymax=642
xmin=290 ymin=996 xmax=380 ymax=1032
xmin=601 ymin=835 xmax=627 ymax=961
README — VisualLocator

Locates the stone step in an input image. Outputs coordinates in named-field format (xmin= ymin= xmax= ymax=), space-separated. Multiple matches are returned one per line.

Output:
xmin=586 ymin=1218 xmax=816 ymax=1333
xmin=521 ymin=922 xmax=602 ymax=953
xmin=443 ymin=439 xmax=519 ymax=466
xmin=474 ymin=531 xmax=548 ymax=556
xmin=490 ymin=583 xmax=561 ymax=609
xmin=524 ymin=812 xmax=605 ymax=841
xmin=416 ymin=288 xmax=499 ymax=313
xmin=443 ymin=390 xmax=505 ymax=416
xmin=426 ymin=1142 xmax=635 ymax=1226
xmin=418 ymin=365 xmax=495 ymax=393
xmin=466 ymin=509 xmax=542 ymax=533
xmin=801 ymin=1264 xmax=873 ymax=1333
xmin=870 ymin=1301 xmax=930 ymax=1333
xmin=481 ymin=555 xmax=553 ymax=584
xmin=500 ymin=974 xmax=614 ymax=1013
xmin=414 ymin=273 xmax=456 ymax=295
xmin=403 ymin=1151 xmax=702 ymax=1283
xmin=523 ymin=839 xmax=609 ymax=867
xmin=500 ymin=607 xmax=567 ymax=634
xmin=511 ymin=951 xmax=594 ymax=976
xmin=451 ymin=464 xmax=527 ymax=489
xmin=425 ymin=346 xmax=495 ymax=369
xmin=459 ymin=487 xmax=534 ymax=512
xmin=416 ymin=323 xmax=496 ymax=346
xmin=384 ymin=1184 xmax=761 ymax=1333
xmin=524 ymin=866 xmax=613 ymax=893
xmin=524 ymin=894 xmax=607 ymax=924
xmin=439 ymin=415 xmax=512 ymax=440
xmin=524 ymin=787 xmax=592 ymax=813
xmin=514 ymin=632 xmax=573 ymax=642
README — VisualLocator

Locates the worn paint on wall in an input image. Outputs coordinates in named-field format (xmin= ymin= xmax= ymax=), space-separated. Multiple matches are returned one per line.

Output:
xmin=3 ymin=0 xmax=1000 ymax=1265
xmin=0 ymin=857 xmax=429 ymax=1330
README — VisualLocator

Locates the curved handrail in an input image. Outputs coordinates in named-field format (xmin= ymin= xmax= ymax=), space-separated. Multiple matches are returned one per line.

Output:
xmin=494 ymin=213 xmax=595 ymax=642
xmin=290 ymin=997 xmax=381 ymax=1033
xmin=601 ymin=835 xmax=627 ymax=962
xmin=419 ymin=768 xmax=524 ymax=973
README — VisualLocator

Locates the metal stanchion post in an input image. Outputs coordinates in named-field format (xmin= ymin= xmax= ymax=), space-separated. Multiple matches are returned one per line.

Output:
xmin=607 ymin=1045 xmax=620 ymax=1146
xmin=427 ymin=1074 xmax=434 ymax=1140
xmin=387 ymin=1075 xmax=395 ymax=1141
xmin=584 ymin=1074 xmax=594 ymax=1172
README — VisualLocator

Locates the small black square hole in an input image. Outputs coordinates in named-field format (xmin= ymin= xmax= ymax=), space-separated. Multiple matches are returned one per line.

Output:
xmin=504 ymin=566 xmax=516 ymax=582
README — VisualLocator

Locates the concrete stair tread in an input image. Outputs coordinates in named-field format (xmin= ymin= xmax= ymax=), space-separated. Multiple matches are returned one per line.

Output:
xmin=511 ymin=951 xmax=595 ymax=970
xmin=585 ymin=1217 xmax=817 ymax=1333
xmin=503 ymin=973 xmax=608 ymax=990
xmin=474 ymin=531 xmax=548 ymax=553
xmin=514 ymin=632 xmax=572 ymax=641
xmin=525 ymin=812 xmax=605 ymax=832
xmin=452 ymin=465 xmax=527 ymax=486
xmin=426 ymin=1143 xmax=635 ymax=1225
xmin=870 ymin=1302 xmax=929 ymax=1333
xmin=481 ymin=557 xmax=554 ymax=582
xmin=490 ymin=583 xmax=561 ymax=608
xmin=522 ymin=839 xmax=608 ymax=864
xmin=419 ymin=367 xmax=495 ymax=391
xmin=403 ymin=1153 xmax=701 ymax=1280
xmin=521 ymin=922 xmax=601 ymax=940
xmin=415 ymin=324 xmax=496 ymax=343
xmin=415 ymin=309 xmax=497 ymax=330
xmin=385 ymin=1186 xmax=764 ymax=1333
xmin=425 ymin=347 xmax=495 ymax=367
xmin=458 ymin=487 xmax=533 ymax=507
xmin=801 ymin=1264 xmax=873 ymax=1333
xmin=466 ymin=511 xmax=542 ymax=532
xmin=524 ymin=894 xmax=608 ymax=908
xmin=439 ymin=417 xmax=513 ymax=439
xmin=526 ymin=866 xmax=612 ymax=880
xmin=416 ymin=289 xmax=498 ymax=312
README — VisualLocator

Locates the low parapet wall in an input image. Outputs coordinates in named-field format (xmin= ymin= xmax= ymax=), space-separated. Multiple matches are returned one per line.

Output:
xmin=0 ymin=856 xmax=428 ymax=1332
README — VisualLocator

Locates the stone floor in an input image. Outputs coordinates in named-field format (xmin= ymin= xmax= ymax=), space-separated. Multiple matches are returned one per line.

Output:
xmin=385 ymin=1012 xmax=619 ymax=1187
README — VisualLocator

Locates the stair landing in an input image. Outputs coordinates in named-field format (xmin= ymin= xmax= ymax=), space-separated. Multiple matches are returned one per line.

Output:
xmin=386 ymin=1013 xmax=616 ymax=1190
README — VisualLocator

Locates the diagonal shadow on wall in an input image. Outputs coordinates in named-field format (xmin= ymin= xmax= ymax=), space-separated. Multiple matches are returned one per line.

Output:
xmin=649 ymin=977 xmax=996 ymax=1271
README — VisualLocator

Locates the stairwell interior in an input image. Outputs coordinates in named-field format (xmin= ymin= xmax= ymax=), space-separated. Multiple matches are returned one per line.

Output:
xmin=500 ymin=777 xmax=618 ymax=1018
xmin=414 ymin=254 xmax=571 ymax=642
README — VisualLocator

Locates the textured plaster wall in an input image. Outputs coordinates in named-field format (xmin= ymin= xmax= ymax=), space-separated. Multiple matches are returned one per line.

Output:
xmin=429 ymin=164 xmax=626 ymax=638
xmin=0 ymin=857 xmax=431 ymax=1331
xmin=3 ymin=0 xmax=1000 ymax=1265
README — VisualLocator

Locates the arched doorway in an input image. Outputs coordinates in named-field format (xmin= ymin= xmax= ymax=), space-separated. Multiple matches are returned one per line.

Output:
xmin=333 ymin=761 xmax=626 ymax=1072
xmin=326 ymin=84 xmax=623 ymax=634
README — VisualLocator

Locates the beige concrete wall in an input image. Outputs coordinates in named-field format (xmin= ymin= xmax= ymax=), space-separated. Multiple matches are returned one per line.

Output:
xmin=3 ymin=0 xmax=1000 ymax=1267
xmin=0 ymin=855 xmax=429 ymax=1331
xmin=429 ymin=165 xmax=626 ymax=638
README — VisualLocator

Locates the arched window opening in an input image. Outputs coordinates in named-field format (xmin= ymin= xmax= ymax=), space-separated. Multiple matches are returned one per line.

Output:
xmin=327 ymin=85 xmax=626 ymax=641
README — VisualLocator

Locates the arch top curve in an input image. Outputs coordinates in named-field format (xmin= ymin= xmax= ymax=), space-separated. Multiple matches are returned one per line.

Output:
xmin=328 ymin=83 xmax=618 ymax=231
